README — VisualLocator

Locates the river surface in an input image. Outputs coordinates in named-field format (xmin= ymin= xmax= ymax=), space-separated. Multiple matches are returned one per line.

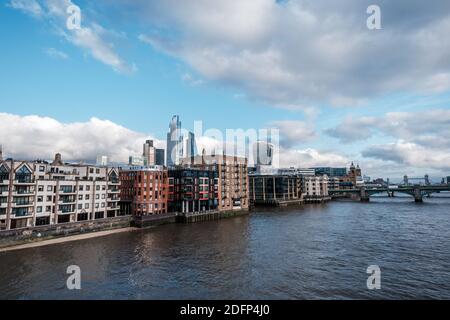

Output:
xmin=1 ymin=196 xmax=450 ymax=300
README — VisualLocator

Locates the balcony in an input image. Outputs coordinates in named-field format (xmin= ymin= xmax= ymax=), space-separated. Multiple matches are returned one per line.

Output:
xmin=14 ymin=179 xmax=35 ymax=185
xmin=0 ymin=202 xmax=8 ymax=208
xmin=12 ymin=201 xmax=33 ymax=207
xmin=0 ymin=180 xmax=9 ymax=185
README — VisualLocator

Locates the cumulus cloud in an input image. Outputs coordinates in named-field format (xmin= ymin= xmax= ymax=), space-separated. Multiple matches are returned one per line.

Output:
xmin=326 ymin=109 xmax=450 ymax=172
xmin=362 ymin=141 xmax=450 ymax=171
xmin=278 ymin=147 xmax=349 ymax=168
xmin=326 ymin=109 xmax=450 ymax=146
xmin=271 ymin=120 xmax=316 ymax=148
xmin=130 ymin=0 xmax=450 ymax=108
xmin=0 ymin=113 xmax=161 ymax=163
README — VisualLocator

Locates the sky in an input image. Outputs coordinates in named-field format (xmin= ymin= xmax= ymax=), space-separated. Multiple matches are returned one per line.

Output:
xmin=1 ymin=0 xmax=450 ymax=181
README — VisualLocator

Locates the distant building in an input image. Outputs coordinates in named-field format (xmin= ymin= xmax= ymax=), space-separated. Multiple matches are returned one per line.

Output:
xmin=96 ymin=155 xmax=108 ymax=166
xmin=313 ymin=167 xmax=347 ymax=177
xmin=253 ymin=141 xmax=274 ymax=166
xmin=303 ymin=175 xmax=329 ymax=200
xmin=155 ymin=149 xmax=165 ymax=166
xmin=129 ymin=156 xmax=145 ymax=166
xmin=447 ymin=176 xmax=450 ymax=184
xmin=0 ymin=144 xmax=3 ymax=161
xmin=143 ymin=139 xmax=165 ymax=166
xmin=166 ymin=115 xmax=197 ymax=166
xmin=278 ymin=167 xmax=315 ymax=176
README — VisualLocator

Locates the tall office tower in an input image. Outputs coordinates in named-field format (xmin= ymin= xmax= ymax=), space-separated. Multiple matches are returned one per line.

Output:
xmin=184 ymin=131 xmax=197 ymax=159
xmin=155 ymin=149 xmax=165 ymax=166
xmin=143 ymin=140 xmax=156 ymax=166
xmin=253 ymin=141 xmax=274 ymax=166
xmin=167 ymin=116 xmax=182 ymax=166
xmin=166 ymin=115 xmax=197 ymax=166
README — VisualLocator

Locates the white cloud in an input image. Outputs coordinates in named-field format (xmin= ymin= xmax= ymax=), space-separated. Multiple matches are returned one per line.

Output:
xmin=8 ymin=0 xmax=43 ymax=17
xmin=278 ymin=147 xmax=349 ymax=169
xmin=133 ymin=0 xmax=450 ymax=108
xmin=271 ymin=120 xmax=316 ymax=147
xmin=0 ymin=113 xmax=160 ymax=163
xmin=45 ymin=47 xmax=69 ymax=59
xmin=362 ymin=141 xmax=450 ymax=171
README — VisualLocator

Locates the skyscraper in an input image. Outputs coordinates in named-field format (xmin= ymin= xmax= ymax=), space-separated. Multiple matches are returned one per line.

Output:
xmin=166 ymin=115 xmax=197 ymax=166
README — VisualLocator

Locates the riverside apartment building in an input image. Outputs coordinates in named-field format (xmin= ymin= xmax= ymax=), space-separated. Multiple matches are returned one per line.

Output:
xmin=180 ymin=154 xmax=249 ymax=212
xmin=0 ymin=154 xmax=122 ymax=230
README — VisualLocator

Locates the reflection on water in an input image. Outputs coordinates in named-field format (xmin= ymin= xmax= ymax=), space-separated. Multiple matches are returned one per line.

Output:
xmin=1 ymin=198 xmax=450 ymax=300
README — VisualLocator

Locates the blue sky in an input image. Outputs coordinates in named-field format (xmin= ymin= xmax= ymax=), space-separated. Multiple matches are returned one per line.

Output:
xmin=1 ymin=0 xmax=450 ymax=180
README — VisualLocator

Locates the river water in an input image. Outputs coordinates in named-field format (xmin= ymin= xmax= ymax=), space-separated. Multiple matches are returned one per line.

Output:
xmin=1 ymin=196 xmax=450 ymax=300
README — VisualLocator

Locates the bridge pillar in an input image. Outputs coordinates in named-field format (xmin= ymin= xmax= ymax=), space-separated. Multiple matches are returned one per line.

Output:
xmin=413 ymin=188 xmax=423 ymax=203
xmin=360 ymin=188 xmax=370 ymax=202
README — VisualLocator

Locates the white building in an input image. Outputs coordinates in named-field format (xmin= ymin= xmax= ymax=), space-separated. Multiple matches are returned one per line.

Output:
xmin=303 ymin=175 xmax=329 ymax=199
xmin=0 ymin=154 xmax=122 ymax=230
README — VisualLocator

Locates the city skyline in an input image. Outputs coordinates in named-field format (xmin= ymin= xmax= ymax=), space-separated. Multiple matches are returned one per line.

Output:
xmin=1 ymin=0 xmax=450 ymax=180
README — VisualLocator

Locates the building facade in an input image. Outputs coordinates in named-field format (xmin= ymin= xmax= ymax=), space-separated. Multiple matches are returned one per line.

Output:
xmin=0 ymin=155 xmax=122 ymax=231
xmin=180 ymin=154 xmax=249 ymax=211
xmin=119 ymin=165 xmax=168 ymax=217
xmin=168 ymin=167 xmax=218 ymax=214
xmin=249 ymin=174 xmax=303 ymax=205
xmin=303 ymin=175 xmax=329 ymax=200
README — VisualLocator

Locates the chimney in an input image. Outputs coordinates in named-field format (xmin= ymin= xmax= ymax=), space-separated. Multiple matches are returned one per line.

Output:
xmin=51 ymin=153 xmax=63 ymax=166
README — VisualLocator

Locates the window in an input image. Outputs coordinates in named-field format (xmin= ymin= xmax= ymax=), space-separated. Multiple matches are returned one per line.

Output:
xmin=78 ymin=204 xmax=82 ymax=210
xmin=37 ymin=196 xmax=43 ymax=202
xmin=85 ymin=203 xmax=89 ymax=209
xmin=15 ymin=166 xmax=32 ymax=183
xmin=101 ymin=203 xmax=105 ymax=208
xmin=37 ymin=206 xmax=42 ymax=213
xmin=78 ymin=195 xmax=83 ymax=201
xmin=46 ymin=206 xmax=52 ymax=213
xmin=86 ymin=186 xmax=90 ymax=191
xmin=39 ymin=166 xmax=45 ymax=172
xmin=90 ymin=168 xmax=94 ymax=174
xmin=46 ymin=196 xmax=52 ymax=202
xmin=79 ymin=185 xmax=84 ymax=191
xmin=95 ymin=203 xmax=99 ymax=208
xmin=96 ymin=194 xmax=99 ymax=200
xmin=102 ymin=194 xmax=105 ymax=199
xmin=38 ymin=186 xmax=44 ymax=192
xmin=47 ymin=186 xmax=53 ymax=192
xmin=96 ymin=185 xmax=100 ymax=191
xmin=85 ymin=195 xmax=90 ymax=200
xmin=0 ymin=165 xmax=10 ymax=181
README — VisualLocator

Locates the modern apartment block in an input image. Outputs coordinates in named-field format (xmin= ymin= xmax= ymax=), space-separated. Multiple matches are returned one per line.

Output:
xmin=119 ymin=165 xmax=168 ymax=216
xmin=180 ymin=154 xmax=249 ymax=212
xmin=0 ymin=154 xmax=122 ymax=231
xmin=249 ymin=174 xmax=303 ymax=206
xmin=168 ymin=167 xmax=218 ymax=213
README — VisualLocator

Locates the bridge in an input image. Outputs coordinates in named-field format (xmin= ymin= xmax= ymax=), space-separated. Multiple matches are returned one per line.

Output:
xmin=329 ymin=185 xmax=450 ymax=203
